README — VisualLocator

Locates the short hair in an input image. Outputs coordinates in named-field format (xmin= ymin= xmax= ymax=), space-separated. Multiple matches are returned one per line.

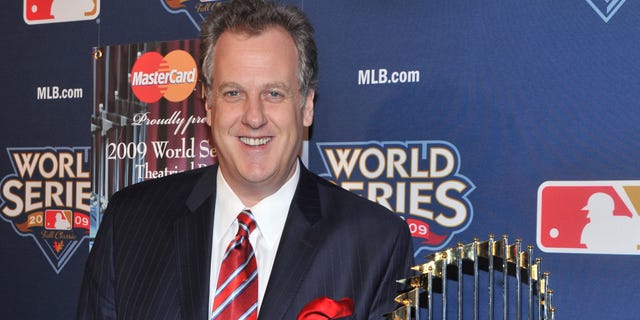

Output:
xmin=200 ymin=0 xmax=318 ymax=101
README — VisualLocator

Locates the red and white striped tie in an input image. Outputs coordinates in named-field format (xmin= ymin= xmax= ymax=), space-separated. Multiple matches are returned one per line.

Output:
xmin=211 ymin=210 xmax=258 ymax=320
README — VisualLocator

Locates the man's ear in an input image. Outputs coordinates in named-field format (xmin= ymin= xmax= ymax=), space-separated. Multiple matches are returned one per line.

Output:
xmin=302 ymin=89 xmax=315 ymax=127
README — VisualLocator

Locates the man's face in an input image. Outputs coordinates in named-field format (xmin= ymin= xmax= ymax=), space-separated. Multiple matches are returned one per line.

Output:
xmin=205 ymin=27 xmax=314 ymax=205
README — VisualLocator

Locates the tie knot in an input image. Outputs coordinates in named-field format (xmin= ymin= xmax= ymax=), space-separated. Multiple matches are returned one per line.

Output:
xmin=237 ymin=210 xmax=256 ymax=236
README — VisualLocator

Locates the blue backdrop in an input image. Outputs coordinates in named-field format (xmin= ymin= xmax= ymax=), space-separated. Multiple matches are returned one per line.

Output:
xmin=1 ymin=0 xmax=639 ymax=319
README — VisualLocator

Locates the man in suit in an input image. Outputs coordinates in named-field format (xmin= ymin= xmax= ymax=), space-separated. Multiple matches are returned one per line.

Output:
xmin=77 ymin=0 xmax=415 ymax=319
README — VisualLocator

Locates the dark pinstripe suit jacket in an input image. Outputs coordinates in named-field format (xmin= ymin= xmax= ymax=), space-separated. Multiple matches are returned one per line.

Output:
xmin=77 ymin=164 xmax=414 ymax=320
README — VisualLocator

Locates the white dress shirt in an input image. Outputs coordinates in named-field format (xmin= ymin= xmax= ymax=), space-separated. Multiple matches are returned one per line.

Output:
xmin=208 ymin=163 xmax=300 ymax=317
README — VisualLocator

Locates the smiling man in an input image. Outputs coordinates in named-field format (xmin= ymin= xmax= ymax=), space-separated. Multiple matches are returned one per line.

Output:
xmin=205 ymin=26 xmax=314 ymax=207
xmin=77 ymin=1 xmax=414 ymax=319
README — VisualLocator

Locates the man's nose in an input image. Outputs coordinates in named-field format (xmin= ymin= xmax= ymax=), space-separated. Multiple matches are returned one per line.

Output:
xmin=242 ymin=96 xmax=267 ymax=128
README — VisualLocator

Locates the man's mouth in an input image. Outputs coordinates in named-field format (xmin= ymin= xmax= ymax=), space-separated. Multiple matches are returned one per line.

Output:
xmin=240 ymin=137 xmax=271 ymax=146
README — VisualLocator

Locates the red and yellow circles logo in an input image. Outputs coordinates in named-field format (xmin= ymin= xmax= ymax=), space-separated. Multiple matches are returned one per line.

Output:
xmin=130 ymin=50 xmax=198 ymax=103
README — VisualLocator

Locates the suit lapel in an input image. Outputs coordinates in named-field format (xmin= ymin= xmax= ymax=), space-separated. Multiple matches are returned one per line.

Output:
xmin=174 ymin=166 xmax=218 ymax=320
xmin=259 ymin=165 xmax=324 ymax=319
xmin=171 ymin=164 xmax=324 ymax=319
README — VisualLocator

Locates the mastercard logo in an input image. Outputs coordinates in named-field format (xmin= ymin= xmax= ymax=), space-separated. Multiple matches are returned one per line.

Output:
xmin=130 ymin=50 xmax=198 ymax=103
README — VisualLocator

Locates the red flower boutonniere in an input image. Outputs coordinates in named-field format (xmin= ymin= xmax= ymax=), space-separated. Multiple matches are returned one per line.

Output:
xmin=297 ymin=296 xmax=354 ymax=320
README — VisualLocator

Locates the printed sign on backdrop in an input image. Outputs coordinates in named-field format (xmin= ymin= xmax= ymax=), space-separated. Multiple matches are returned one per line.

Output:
xmin=0 ymin=147 xmax=91 ymax=273
xmin=90 ymin=39 xmax=214 ymax=242
xmin=537 ymin=181 xmax=640 ymax=255
xmin=316 ymin=140 xmax=475 ymax=255
xmin=161 ymin=0 xmax=224 ymax=30
xmin=585 ymin=0 xmax=627 ymax=23
xmin=24 ymin=0 xmax=100 ymax=24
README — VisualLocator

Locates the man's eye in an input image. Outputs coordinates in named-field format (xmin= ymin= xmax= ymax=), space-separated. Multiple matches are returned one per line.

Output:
xmin=224 ymin=90 xmax=239 ymax=97
xmin=266 ymin=90 xmax=285 ymax=99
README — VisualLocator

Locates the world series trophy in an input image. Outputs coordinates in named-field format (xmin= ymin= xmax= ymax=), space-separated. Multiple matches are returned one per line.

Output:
xmin=386 ymin=235 xmax=556 ymax=320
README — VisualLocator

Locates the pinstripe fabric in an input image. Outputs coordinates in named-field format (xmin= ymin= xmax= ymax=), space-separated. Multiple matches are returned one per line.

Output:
xmin=211 ymin=210 xmax=258 ymax=320
xmin=77 ymin=164 xmax=416 ymax=320
xmin=77 ymin=166 xmax=216 ymax=320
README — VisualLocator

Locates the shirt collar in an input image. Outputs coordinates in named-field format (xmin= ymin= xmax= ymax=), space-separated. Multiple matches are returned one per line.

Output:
xmin=214 ymin=162 xmax=300 ymax=247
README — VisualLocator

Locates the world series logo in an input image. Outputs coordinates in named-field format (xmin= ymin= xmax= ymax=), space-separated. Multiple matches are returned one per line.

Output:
xmin=0 ymin=147 xmax=91 ymax=273
xmin=161 ymin=0 xmax=225 ymax=30
xmin=316 ymin=140 xmax=475 ymax=256
xmin=586 ymin=0 xmax=627 ymax=23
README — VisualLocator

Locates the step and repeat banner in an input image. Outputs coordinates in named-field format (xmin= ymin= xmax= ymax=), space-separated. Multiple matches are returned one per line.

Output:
xmin=1 ymin=0 xmax=638 ymax=319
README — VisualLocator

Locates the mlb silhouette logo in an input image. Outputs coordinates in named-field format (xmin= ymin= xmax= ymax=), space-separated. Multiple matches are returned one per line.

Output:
xmin=44 ymin=209 xmax=73 ymax=230
xmin=24 ymin=0 xmax=100 ymax=25
xmin=537 ymin=181 xmax=640 ymax=255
